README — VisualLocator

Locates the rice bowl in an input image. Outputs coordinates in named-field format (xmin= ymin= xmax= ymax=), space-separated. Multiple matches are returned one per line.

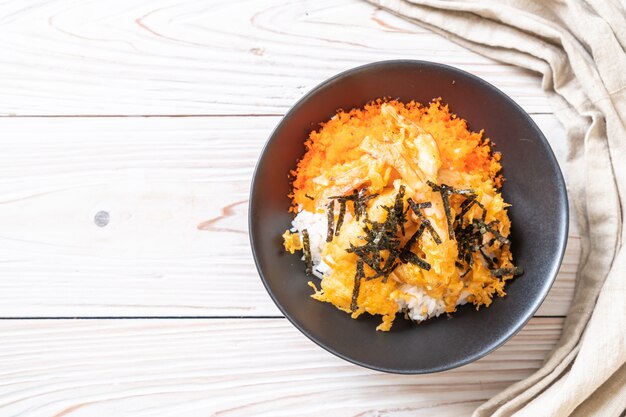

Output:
xmin=249 ymin=60 xmax=567 ymax=373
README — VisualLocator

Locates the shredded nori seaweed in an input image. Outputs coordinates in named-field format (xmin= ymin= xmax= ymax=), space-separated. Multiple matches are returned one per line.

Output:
xmin=351 ymin=259 xmax=365 ymax=312
xmin=455 ymin=219 xmax=483 ymax=269
xmin=325 ymin=183 xmax=517 ymax=284
xmin=399 ymin=251 xmax=431 ymax=270
xmin=403 ymin=223 xmax=426 ymax=253
xmin=348 ymin=188 xmax=378 ymax=221
xmin=326 ymin=191 xmax=356 ymax=239
xmin=479 ymin=247 xmax=497 ymax=269
xmin=483 ymin=220 xmax=511 ymax=245
xmin=428 ymin=181 xmax=476 ymax=241
xmin=428 ymin=181 xmax=455 ymax=240
xmin=330 ymin=187 xmax=378 ymax=222
xmin=491 ymin=267 xmax=524 ymax=277
xmin=394 ymin=185 xmax=407 ymax=236
xmin=441 ymin=197 xmax=454 ymax=240
xmin=346 ymin=200 xmax=404 ymax=279
xmin=301 ymin=229 xmax=313 ymax=275
xmin=399 ymin=222 xmax=431 ymax=270
xmin=458 ymin=198 xmax=475 ymax=218
xmin=304 ymin=194 xmax=314 ymax=200
xmin=406 ymin=198 xmax=442 ymax=244
xmin=335 ymin=199 xmax=347 ymax=236
xmin=458 ymin=195 xmax=487 ymax=222
xmin=454 ymin=205 xmax=516 ymax=276
xmin=378 ymin=248 xmax=401 ymax=282
xmin=326 ymin=201 xmax=335 ymax=242
xmin=452 ymin=187 xmax=475 ymax=195
xmin=344 ymin=188 xmax=438 ymax=279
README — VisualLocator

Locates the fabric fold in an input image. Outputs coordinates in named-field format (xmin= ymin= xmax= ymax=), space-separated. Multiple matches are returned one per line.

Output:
xmin=364 ymin=1 xmax=626 ymax=416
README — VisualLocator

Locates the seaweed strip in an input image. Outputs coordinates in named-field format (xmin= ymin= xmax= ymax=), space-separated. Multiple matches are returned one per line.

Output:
xmin=429 ymin=181 xmax=474 ymax=197
xmin=381 ymin=205 xmax=399 ymax=239
xmin=459 ymin=198 xmax=476 ymax=219
xmin=429 ymin=181 xmax=480 ymax=239
xmin=491 ymin=267 xmax=524 ymax=277
xmin=455 ymin=221 xmax=483 ymax=269
xmin=475 ymin=200 xmax=487 ymax=221
xmin=326 ymin=201 xmax=335 ymax=242
xmin=466 ymin=251 xmax=474 ymax=268
xmin=399 ymin=251 xmax=431 ymax=270
xmin=334 ymin=188 xmax=378 ymax=221
xmin=396 ymin=224 xmax=430 ymax=270
xmin=372 ymin=245 xmax=381 ymax=267
xmin=406 ymin=198 xmax=432 ymax=216
xmin=354 ymin=197 xmax=363 ymax=221
xmin=361 ymin=253 xmax=383 ymax=274
xmin=407 ymin=198 xmax=442 ymax=244
xmin=379 ymin=249 xmax=400 ymax=283
xmin=362 ymin=194 xmax=378 ymax=220
xmin=453 ymin=188 xmax=475 ymax=195
xmin=326 ymin=188 xmax=378 ymax=236
xmin=350 ymin=259 xmax=364 ymax=312
xmin=358 ymin=189 xmax=378 ymax=220
xmin=441 ymin=192 xmax=454 ymax=240
xmin=479 ymin=247 xmax=497 ymax=268
xmin=447 ymin=186 xmax=517 ymax=276
xmin=347 ymin=187 xmax=436 ymax=279
xmin=394 ymin=185 xmax=407 ymax=236
xmin=423 ymin=222 xmax=441 ymax=245
xmin=427 ymin=180 xmax=441 ymax=192
xmin=304 ymin=194 xmax=314 ymax=200
xmin=408 ymin=200 xmax=433 ymax=211
xmin=403 ymin=223 xmax=426 ymax=253
xmin=335 ymin=199 xmax=347 ymax=236
xmin=481 ymin=221 xmax=511 ymax=245
xmin=372 ymin=221 xmax=385 ymax=245
xmin=427 ymin=181 xmax=455 ymax=240
xmin=348 ymin=244 xmax=383 ymax=275
xmin=301 ymin=229 xmax=313 ymax=275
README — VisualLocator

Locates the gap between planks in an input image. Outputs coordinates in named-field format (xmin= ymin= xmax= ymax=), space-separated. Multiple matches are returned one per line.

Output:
xmin=0 ymin=0 xmax=553 ymax=116
xmin=0 ymin=317 xmax=564 ymax=417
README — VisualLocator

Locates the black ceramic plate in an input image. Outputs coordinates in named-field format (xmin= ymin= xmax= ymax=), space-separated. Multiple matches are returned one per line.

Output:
xmin=249 ymin=60 xmax=568 ymax=374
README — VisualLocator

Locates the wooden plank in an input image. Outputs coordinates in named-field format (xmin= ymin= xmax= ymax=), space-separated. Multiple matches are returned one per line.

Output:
xmin=0 ymin=114 xmax=576 ymax=317
xmin=0 ymin=0 xmax=551 ymax=116
xmin=0 ymin=317 xmax=562 ymax=416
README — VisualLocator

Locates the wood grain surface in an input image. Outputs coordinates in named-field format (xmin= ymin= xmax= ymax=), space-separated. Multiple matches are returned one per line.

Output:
xmin=0 ymin=318 xmax=562 ymax=417
xmin=0 ymin=0 xmax=578 ymax=415
xmin=0 ymin=0 xmax=552 ymax=116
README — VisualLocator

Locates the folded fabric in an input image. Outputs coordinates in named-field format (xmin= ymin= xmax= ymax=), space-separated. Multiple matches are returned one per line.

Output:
xmin=363 ymin=1 xmax=626 ymax=416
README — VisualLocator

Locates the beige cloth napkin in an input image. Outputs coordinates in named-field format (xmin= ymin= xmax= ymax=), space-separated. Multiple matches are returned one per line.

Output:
xmin=363 ymin=0 xmax=626 ymax=416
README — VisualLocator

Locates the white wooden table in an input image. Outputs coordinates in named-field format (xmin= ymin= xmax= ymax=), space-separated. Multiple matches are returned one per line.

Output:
xmin=0 ymin=1 xmax=579 ymax=415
